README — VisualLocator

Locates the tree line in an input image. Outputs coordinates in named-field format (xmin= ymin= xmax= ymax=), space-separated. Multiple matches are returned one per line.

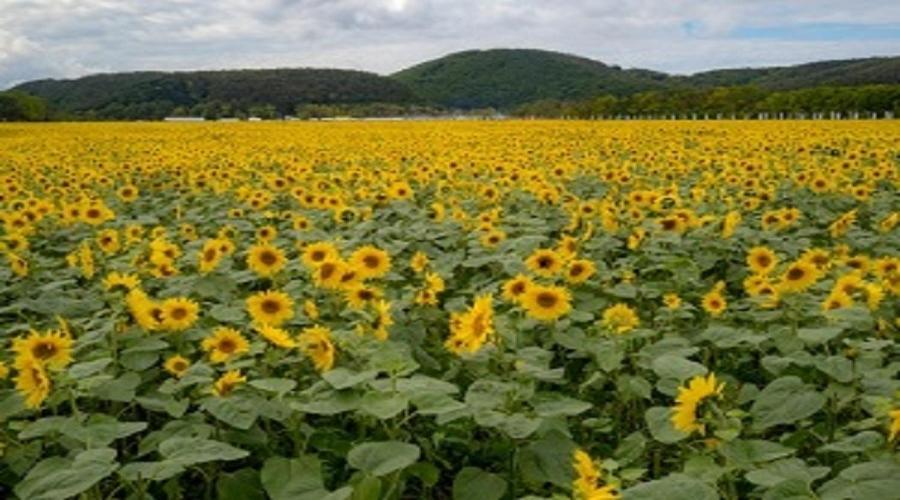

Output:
xmin=512 ymin=84 xmax=900 ymax=119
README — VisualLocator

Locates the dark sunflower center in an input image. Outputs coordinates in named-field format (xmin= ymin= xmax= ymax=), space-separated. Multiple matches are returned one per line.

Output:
xmin=311 ymin=250 xmax=325 ymax=261
xmin=320 ymin=263 xmax=336 ymax=279
xmin=218 ymin=339 xmax=236 ymax=353
xmin=756 ymin=255 xmax=771 ymax=267
xmin=363 ymin=255 xmax=381 ymax=269
xmin=86 ymin=208 xmax=101 ymax=218
xmin=32 ymin=341 xmax=57 ymax=359
xmin=536 ymin=292 xmax=558 ymax=308
xmin=787 ymin=267 xmax=805 ymax=281
xmin=537 ymin=257 xmax=553 ymax=269
xmin=259 ymin=250 xmax=278 ymax=266
xmin=170 ymin=307 xmax=188 ymax=320
xmin=203 ymin=248 xmax=218 ymax=261
xmin=261 ymin=299 xmax=281 ymax=314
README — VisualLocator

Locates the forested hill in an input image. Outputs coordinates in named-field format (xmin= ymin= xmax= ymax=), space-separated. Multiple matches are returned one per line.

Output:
xmin=4 ymin=48 xmax=900 ymax=119
xmin=11 ymin=68 xmax=416 ymax=120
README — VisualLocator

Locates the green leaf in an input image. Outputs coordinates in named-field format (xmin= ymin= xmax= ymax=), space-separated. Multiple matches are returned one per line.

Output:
xmin=261 ymin=456 xmax=330 ymax=500
xmin=819 ymin=431 xmax=884 ymax=454
xmin=322 ymin=368 xmax=378 ymax=390
xmin=651 ymin=355 xmax=708 ymax=381
xmin=818 ymin=460 xmax=900 ymax=500
xmin=347 ymin=441 xmax=420 ymax=477
xmin=645 ymin=406 xmax=687 ymax=444
xmin=59 ymin=415 xmax=148 ymax=447
xmin=453 ymin=467 xmax=507 ymax=500
xmin=531 ymin=393 xmax=592 ymax=417
xmin=719 ymin=439 xmax=794 ymax=469
xmin=745 ymin=459 xmax=830 ymax=488
xmin=202 ymin=396 xmax=259 ymax=429
xmin=158 ymin=437 xmax=249 ymax=466
xmin=250 ymin=378 xmax=297 ymax=395
xmin=351 ymin=475 xmax=382 ymax=500
xmin=360 ymin=391 xmax=408 ymax=419
xmin=518 ymin=431 xmax=576 ymax=489
xmin=623 ymin=473 xmax=718 ymax=500
xmin=14 ymin=448 xmax=119 ymax=500
xmin=67 ymin=358 xmax=112 ymax=378
xmin=91 ymin=372 xmax=141 ymax=402
xmin=217 ymin=468 xmax=265 ymax=500
xmin=797 ymin=326 xmax=843 ymax=345
xmin=751 ymin=376 xmax=826 ymax=431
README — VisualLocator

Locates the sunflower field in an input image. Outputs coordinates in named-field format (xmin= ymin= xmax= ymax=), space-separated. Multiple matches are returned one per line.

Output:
xmin=0 ymin=120 xmax=898 ymax=500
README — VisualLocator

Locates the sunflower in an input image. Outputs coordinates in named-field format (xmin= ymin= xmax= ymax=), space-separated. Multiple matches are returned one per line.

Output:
xmin=255 ymin=324 xmax=297 ymax=349
xmin=303 ymin=300 xmax=320 ymax=320
xmin=445 ymin=294 xmax=495 ymax=355
xmin=12 ymin=329 xmax=73 ymax=371
xmin=410 ymin=251 xmax=430 ymax=273
xmin=572 ymin=449 xmax=619 ymax=500
xmin=15 ymin=357 xmax=51 ymax=409
xmin=126 ymin=289 xmax=164 ymax=331
xmin=746 ymin=246 xmax=777 ymax=275
xmin=163 ymin=355 xmax=191 ymax=378
xmin=246 ymin=290 xmax=294 ymax=326
xmin=671 ymin=373 xmax=725 ymax=434
xmin=502 ymin=274 xmax=532 ymax=303
xmin=116 ymin=184 xmax=139 ymax=202
xmin=160 ymin=297 xmax=200 ymax=331
xmin=255 ymin=225 xmax=277 ymax=242
xmin=525 ymin=248 xmax=563 ymax=277
xmin=601 ymin=303 xmax=639 ymax=334
xmin=298 ymin=325 xmax=336 ymax=372
xmin=889 ymin=409 xmax=900 ymax=442
xmin=213 ymin=370 xmax=246 ymax=397
xmin=349 ymin=245 xmax=391 ymax=279
xmin=521 ymin=284 xmax=572 ymax=321
xmin=479 ymin=228 xmax=507 ymax=249
xmin=202 ymin=327 xmax=250 ymax=364
xmin=372 ymin=300 xmax=393 ymax=341
xmin=0 ymin=360 xmax=8 ymax=380
xmin=663 ymin=293 xmax=682 ymax=310
xmin=345 ymin=284 xmax=381 ymax=309
xmin=198 ymin=239 xmax=223 ymax=274
xmin=103 ymin=271 xmax=140 ymax=292
xmin=701 ymin=287 xmax=727 ymax=317
xmin=247 ymin=243 xmax=286 ymax=277
xmin=312 ymin=258 xmax=346 ymax=289
xmin=778 ymin=261 xmax=819 ymax=293
xmin=822 ymin=291 xmax=853 ymax=312
xmin=565 ymin=259 xmax=596 ymax=285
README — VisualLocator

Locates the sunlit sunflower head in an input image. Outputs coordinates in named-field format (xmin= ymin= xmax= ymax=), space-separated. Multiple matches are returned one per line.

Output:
xmin=12 ymin=329 xmax=74 ymax=371
xmin=345 ymin=284 xmax=382 ymax=309
xmin=201 ymin=327 xmax=250 ymax=364
xmin=410 ymin=251 xmax=430 ymax=273
xmin=213 ymin=370 xmax=246 ymax=397
xmin=254 ymin=323 xmax=297 ymax=349
xmin=246 ymin=242 xmax=286 ymax=277
xmin=746 ymin=246 xmax=777 ymax=275
xmin=348 ymin=245 xmax=391 ymax=280
xmin=521 ymin=284 xmax=572 ymax=321
xmin=778 ymin=260 xmax=819 ymax=293
xmin=103 ymin=271 xmax=140 ymax=292
xmin=502 ymin=274 xmax=533 ymax=303
xmin=479 ymin=228 xmax=507 ymax=249
xmin=525 ymin=248 xmax=563 ymax=277
xmin=663 ymin=293 xmax=682 ymax=310
xmin=298 ymin=325 xmax=336 ymax=372
xmin=565 ymin=258 xmax=596 ymax=285
xmin=116 ymin=184 xmax=139 ymax=202
xmin=301 ymin=241 xmax=340 ymax=269
xmin=701 ymin=289 xmax=727 ymax=317
xmin=160 ymin=297 xmax=200 ymax=331
xmin=246 ymin=289 xmax=295 ymax=326
xmin=600 ymin=303 xmax=639 ymax=334
xmin=14 ymin=356 xmax=51 ymax=409
xmin=313 ymin=258 xmax=347 ymax=289
xmin=255 ymin=225 xmax=277 ymax=242
xmin=163 ymin=355 xmax=191 ymax=378
xmin=671 ymin=372 xmax=725 ymax=435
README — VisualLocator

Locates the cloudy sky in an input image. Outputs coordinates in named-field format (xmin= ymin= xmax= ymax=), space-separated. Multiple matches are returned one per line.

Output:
xmin=2 ymin=0 xmax=899 ymax=88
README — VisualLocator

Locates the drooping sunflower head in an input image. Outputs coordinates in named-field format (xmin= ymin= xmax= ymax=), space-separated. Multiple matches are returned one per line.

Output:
xmin=601 ymin=303 xmax=639 ymax=334
xmin=213 ymin=370 xmax=246 ymax=397
xmin=202 ymin=327 xmax=250 ymax=364
xmin=12 ymin=329 xmax=73 ymax=371
xmin=14 ymin=356 xmax=51 ymax=409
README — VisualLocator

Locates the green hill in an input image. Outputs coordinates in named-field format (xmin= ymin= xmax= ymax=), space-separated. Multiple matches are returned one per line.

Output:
xmin=391 ymin=48 xmax=668 ymax=109
xmin=6 ymin=49 xmax=900 ymax=119
xmin=12 ymin=68 xmax=417 ymax=119
xmin=392 ymin=49 xmax=900 ymax=109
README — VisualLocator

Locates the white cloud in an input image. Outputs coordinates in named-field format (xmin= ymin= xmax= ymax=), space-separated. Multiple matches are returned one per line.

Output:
xmin=0 ymin=0 xmax=898 ymax=88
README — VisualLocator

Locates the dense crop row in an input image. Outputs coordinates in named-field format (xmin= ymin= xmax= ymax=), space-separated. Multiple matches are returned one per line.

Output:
xmin=0 ymin=121 xmax=898 ymax=499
